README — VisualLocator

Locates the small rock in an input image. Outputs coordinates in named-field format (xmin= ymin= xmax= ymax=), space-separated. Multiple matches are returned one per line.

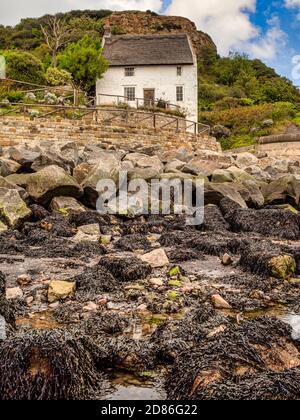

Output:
xmin=49 ymin=301 xmax=60 ymax=309
xmin=83 ymin=302 xmax=98 ymax=312
xmin=149 ymin=278 xmax=164 ymax=287
xmin=6 ymin=287 xmax=23 ymax=300
xmin=140 ymin=248 xmax=169 ymax=268
xmin=72 ymin=224 xmax=100 ymax=243
xmin=26 ymin=296 xmax=34 ymax=305
xmin=221 ymin=253 xmax=233 ymax=266
xmin=98 ymin=297 xmax=108 ymax=306
xmin=0 ymin=221 xmax=7 ymax=233
xmin=137 ymin=304 xmax=148 ymax=312
xmin=17 ymin=274 xmax=31 ymax=286
xmin=48 ymin=280 xmax=76 ymax=303
xmin=100 ymin=235 xmax=112 ymax=245
xmin=211 ymin=294 xmax=232 ymax=309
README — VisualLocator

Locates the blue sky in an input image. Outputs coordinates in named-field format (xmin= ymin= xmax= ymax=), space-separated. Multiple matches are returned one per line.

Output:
xmin=1 ymin=0 xmax=300 ymax=83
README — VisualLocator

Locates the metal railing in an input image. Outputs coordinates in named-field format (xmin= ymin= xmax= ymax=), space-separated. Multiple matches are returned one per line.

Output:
xmin=97 ymin=93 xmax=182 ymax=112
xmin=0 ymin=102 xmax=210 ymax=136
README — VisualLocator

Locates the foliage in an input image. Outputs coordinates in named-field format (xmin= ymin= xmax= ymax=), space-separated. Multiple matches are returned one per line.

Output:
xmin=58 ymin=35 xmax=108 ymax=92
xmin=201 ymin=102 xmax=297 ymax=133
xmin=45 ymin=67 xmax=72 ymax=86
xmin=1 ymin=50 xmax=46 ymax=84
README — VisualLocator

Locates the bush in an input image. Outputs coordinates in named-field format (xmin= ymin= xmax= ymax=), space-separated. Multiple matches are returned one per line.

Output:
xmin=45 ymin=67 xmax=73 ymax=86
xmin=201 ymin=102 xmax=297 ymax=133
xmin=2 ymin=50 xmax=46 ymax=85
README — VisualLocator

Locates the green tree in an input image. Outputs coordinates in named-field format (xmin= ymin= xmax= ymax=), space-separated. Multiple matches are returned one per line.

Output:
xmin=58 ymin=35 xmax=108 ymax=92
xmin=45 ymin=67 xmax=73 ymax=86
xmin=261 ymin=78 xmax=298 ymax=103
xmin=2 ymin=50 xmax=46 ymax=84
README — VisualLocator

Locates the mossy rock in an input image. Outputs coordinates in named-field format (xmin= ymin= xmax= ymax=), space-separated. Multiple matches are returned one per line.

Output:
xmin=268 ymin=255 xmax=296 ymax=280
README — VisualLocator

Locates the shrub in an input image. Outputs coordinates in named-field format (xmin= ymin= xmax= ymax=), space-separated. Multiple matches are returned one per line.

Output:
xmin=200 ymin=102 xmax=296 ymax=133
xmin=45 ymin=67 xmax=73 ymax=86
xmin=2 ymin=50 xmax=46 ymax=84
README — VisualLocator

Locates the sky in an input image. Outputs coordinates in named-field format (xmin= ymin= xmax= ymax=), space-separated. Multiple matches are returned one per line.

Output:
xmin=1 ymin=0 xmax=300 ymax=83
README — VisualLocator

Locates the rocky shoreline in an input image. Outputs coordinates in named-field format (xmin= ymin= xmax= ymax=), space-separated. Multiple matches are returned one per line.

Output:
xmin=0 ymin=139 xmax=300 ymax=400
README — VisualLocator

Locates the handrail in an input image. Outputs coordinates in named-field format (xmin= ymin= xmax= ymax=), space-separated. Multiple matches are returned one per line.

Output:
xmin=98 ymin=93 xmax=181 ymax=111
xmin=0 ymin=102 xmax=210 ymax=136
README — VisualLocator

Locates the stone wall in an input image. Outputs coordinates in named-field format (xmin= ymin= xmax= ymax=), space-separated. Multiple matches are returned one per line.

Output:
xmin=0 ymin=116 xmax=220 ymax=153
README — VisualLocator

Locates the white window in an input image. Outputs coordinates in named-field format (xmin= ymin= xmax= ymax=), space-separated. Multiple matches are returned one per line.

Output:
xmin=124 ymin=87 xmax=136 ymax=101
xmin=176 ymin=86 xmax=184 ymax=102
xmin=177 ymin=66 xmax=182 ymax=76
xmin=125 ymin=67 xmax=135 ymax=77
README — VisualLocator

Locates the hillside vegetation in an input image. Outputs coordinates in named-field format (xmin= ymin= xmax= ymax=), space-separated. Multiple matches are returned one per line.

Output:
xmin=0 ymin=10 xmax=299 ymax=149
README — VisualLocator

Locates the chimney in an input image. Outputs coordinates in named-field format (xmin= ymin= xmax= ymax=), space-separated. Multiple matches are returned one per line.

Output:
xmin=102 ymin=25 xmax=111 ymax=47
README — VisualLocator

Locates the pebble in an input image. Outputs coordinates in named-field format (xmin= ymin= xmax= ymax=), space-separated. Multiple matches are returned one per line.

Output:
xmin=17 ymin=274 xmax=31 ymax=286
xmin=6 ymin=287 xmax=23 ymax=300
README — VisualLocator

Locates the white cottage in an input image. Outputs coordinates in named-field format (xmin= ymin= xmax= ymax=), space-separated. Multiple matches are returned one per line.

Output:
xmin=96 ymin=33 xmax=198 ymax=123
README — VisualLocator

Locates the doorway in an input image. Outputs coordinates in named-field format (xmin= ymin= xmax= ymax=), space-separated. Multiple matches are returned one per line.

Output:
xmin=144 ymin=89 xmax=155 ymax=108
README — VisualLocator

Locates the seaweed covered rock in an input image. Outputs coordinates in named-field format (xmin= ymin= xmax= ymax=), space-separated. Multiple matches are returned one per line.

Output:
xmin=220 ymin=198 xmax=300 ymax=240
xmin=240 ymin=242 xmax=297 ymax=279
xmin=0 ymin=272 xmax=15 ymax=329
xmin=75 ymin=264 xmax=119 ymax=300
xmin=166 ymin=317 xmax=300 ymax=400
xmin=115 ymin=234 xmax=153 ymax=252
xmin=98 ymin=255 xmax=152 ymax=282
xmin=0 ymin=330 xmax=103 ymax=400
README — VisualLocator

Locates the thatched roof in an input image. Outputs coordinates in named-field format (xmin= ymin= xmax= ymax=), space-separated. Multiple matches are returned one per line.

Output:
xmin=103 ymin=34 xmax=194 ymax=66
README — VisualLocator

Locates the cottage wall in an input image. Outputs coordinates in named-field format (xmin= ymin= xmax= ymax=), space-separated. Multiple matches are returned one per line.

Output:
xmin=96 ymin=64 xmax=198 ymax=123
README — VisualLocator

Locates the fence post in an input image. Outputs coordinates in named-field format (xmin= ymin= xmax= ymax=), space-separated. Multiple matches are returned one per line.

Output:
xmin=153 ymin=114 xmax=156 ymax=129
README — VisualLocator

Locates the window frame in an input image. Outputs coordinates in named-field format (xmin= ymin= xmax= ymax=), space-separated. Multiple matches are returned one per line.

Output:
xmin=177 ymin=66 xmax=182 ymax=77
xmin=176 ymin=86 xmax=184 ymax=102
xmin=124 ymin=86 xmax=136 ymax=102
xmin=125 ymin=67 xmax=135 ymax=77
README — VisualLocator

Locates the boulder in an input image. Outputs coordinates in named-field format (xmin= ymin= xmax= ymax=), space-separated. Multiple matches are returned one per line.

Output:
xmin=128 ymin=167 xmax=161 ymax=181
xmin=81 ymin=153 xmax=121 ymax=208
xmin=241 ymin=180 xmax=265 ymax=208
xmin=204 ymin=183 xmax=248 ymax=208
xmin=73 ymin=163 xmax=94 ymax=184
xmin=183 ymin=158 xmax=222 ymax=177
xmin=48 ymin=280 xmax=76 ymax=303
xmin=0 ymin=158 xmax=21 ymax=176
xmin=227 ymin=166 xmax=256 ymax=183
xmin=50 ymin=197 xmax=86 ymax=214
xmin=261 ymin=175 xmax=300 ymax=207
xmin=124 ymin=153 xmax=164 ymax=173
xmin=211 ymin=124 xmax=231 ymax=139
xmin=0 ymin=188 xmax=31 ymax=228
xmin=165 ymin=159 xmax=185 ymax=173
xmin=0 ymin=176 xmax=28 ymax=200
xmin=26 ymin=165 xmax=82 ymax=206
xmin=5 ymin=173 xmax=32 ymax=188
xmin=235 ymin=153 xmax=258 ymax=168
xmin=140 ymin=248 xmax=170 ymax=268
xmin=9 ymin=146 xmax=41 ymax=169
xmin=211 ymin=169 xmax=234 ymax=183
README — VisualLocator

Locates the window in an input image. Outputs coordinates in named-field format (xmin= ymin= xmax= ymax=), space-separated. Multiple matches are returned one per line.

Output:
xmin=124 ymin=87 xmax=136 ymax=101
xmin=125 ymin=67 xmax=135 ymax=77
xmin=176 ymin=86 xmax=184 ymax=102
xmin=177 ymin=66 xmax=182 ymax=76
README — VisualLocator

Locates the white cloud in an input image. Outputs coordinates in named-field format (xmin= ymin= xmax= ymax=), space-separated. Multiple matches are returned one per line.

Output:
xmin=284 ymin=0 xmax=300 ymax=19
xmin=167 ymin=0 xmax=286 ymax=60
xmin=0 ymin=0 xmax=163 ymax=26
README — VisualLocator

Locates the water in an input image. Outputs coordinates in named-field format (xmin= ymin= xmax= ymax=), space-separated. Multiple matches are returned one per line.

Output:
xmin=104 ymin=371 xmax=166 ymax=401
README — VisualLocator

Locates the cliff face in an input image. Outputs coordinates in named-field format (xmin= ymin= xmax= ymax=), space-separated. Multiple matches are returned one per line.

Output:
xmin=102 ymin=11 xmax=217 ymax=59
